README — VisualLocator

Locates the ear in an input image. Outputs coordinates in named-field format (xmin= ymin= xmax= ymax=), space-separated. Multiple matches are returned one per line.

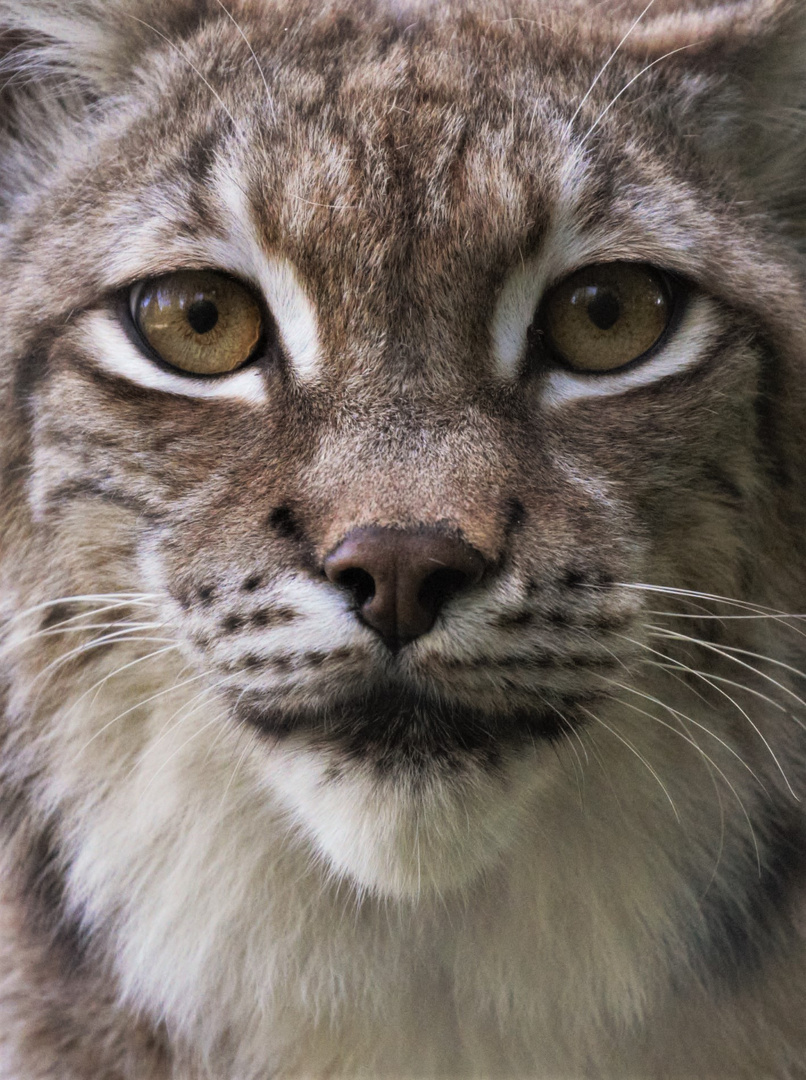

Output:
xmin=621 ymin=0 xmax=806 ymax=245
xmin=0 ymin=0 xmax=208 ymax=92
xmin=0 ymin=0 xmax=208 ymax=210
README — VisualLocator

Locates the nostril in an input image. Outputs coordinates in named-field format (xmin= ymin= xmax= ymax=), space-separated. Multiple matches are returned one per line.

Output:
xmin=418 ymin=567 xmax=472 ymax=611
xmin=335 ymin=567 xmax=376 ymax=607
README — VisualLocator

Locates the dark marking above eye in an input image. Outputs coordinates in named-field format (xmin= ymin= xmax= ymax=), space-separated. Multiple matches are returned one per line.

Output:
xmin=586 ymin=290 xmax=621 ymax=330
xmin=187 ymin=299 xmax=219 ymax=335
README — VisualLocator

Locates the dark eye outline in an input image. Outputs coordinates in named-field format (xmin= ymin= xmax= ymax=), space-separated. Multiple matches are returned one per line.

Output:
xmin=526 ymin=262 xmax=688 ymax=377
xmin=123 ymin=270 xmax=276 ymax=378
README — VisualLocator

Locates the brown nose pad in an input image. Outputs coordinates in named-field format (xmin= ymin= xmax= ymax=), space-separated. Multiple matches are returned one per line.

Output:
xmin=323 ymin=526 xmax=487 ymax=650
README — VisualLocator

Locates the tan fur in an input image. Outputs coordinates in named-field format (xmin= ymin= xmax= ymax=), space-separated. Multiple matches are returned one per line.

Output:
xmin=2 ymin=0 xmax=806 ymax=1076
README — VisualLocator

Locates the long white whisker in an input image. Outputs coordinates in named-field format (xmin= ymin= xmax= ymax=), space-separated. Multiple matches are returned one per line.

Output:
xmin=648 ymin=625 xmax=806 ymax=718
xmin=645 ymin=627 xmax=802 ymax=798
xmin=123 ymin=13 xmax=245 ymax=139
xmin=211 ymin=0 xmax=276 ymax=121
xmin=217 ymin=727 xmax=258 ymax=813
xmin=578 ymin=704 xmax=680 ymax=821
xmin=140 ymin=712 xmax=230 ymax=796
xmin=615 ymin=583 xmax=802 ymax=618
xmin=566 ymin=0 xmax=659 ymax=129
xmin=72 ymin=667 xmax=209 ymax=760
xmin=56 ymin=642 xmax=181 ymax=721
xmin=580 ymin=43 xmax=703 ymax=145
xmin=597 ymin=669 xmax=767 ymax=790
xmin=607 ymin=693 xmax=759 ymax=875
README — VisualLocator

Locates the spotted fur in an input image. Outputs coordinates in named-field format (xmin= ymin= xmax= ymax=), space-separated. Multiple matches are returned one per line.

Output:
xmin=2 ymin=0 xmax=806 ymax=1076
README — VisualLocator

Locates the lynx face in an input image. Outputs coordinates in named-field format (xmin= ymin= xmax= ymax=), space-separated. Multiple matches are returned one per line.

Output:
xmin=3 ymin=1 xmax=806 ymax=1077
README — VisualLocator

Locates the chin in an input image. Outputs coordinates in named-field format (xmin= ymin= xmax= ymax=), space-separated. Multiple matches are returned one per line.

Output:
xmin=252 ymin=698 xmax=555 ymax=898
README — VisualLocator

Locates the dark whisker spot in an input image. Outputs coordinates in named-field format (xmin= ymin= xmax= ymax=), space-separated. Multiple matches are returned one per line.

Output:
xmin=222 ymin=614 xmax=244 ymax=633
xmin=563 ymin=569 xmax=587 ymax=589
xmin=242 ymin=575 xmax=263 ymax=593
xmin=268 ymin=504 xmax=303 ymax=541
xmin=197 ymin=585 xmax=215 ymax=605
xmin=40 ymin=603 xmax=77 ymax=630
xmin=506 ymin=498 xmax=527 ymax=529
xmin=252 ymin=607 xmax=297 ymax=628
xmin=494 ymin=610 xmax=534 ymax=629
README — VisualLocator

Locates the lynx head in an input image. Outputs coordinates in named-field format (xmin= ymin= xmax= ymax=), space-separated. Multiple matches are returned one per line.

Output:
xmin=2 ymin=5 xmax=806 ymax=1055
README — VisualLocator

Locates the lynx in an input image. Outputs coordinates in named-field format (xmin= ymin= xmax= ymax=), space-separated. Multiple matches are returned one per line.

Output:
xmin=1 ymin=0 xmax=806 ymax=1076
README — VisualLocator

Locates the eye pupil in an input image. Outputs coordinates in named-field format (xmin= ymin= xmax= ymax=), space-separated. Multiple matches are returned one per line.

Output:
xmin=585 ymin=289 xmax=621 ymax=331
xmin=187 ymin=299 xmax=219 ymax=335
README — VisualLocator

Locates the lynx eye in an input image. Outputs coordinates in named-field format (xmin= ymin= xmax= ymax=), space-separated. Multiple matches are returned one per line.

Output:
xmin=131 ymin=270 xmax=263 ymax=375
xmin=539 ymin=262 xmax=673 ymax=373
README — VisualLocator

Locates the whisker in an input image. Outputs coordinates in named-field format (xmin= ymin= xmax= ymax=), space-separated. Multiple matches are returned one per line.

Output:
xmin=645 ymin=627 xmax=803 ymax=798
xmin=32 ymin=630 xmax=175 ymax=688
xmin=122 ymin=12 xmax=246 ymax=140
xmin=577 ymin=704 xmax=680 ymax=822
xmin=647 ymin=625 xmax=806 ymax=721
xmin=614 ymin=583 xmax=804 ymax=619
xmin=217 ymin=726 xmax=259 ymax=813
xmin=607 ymin=693 xmax=759 ymax=876
xmin=140 ymin=711 xmax=231 ymax=796
xmin=596 ymin=669 xmax=767 ymax=790
xmin=566 ymin=0 xmax=659 ymax=129
xmin=71 ymin=667 xmax=209 ymax=760
xmin=210 ymin=0 xmax=276 ymax=121
xmin=44 ymin=641 xmax=181 ymax=722
xmin=580 ymin=42 xmax=703 ymax=145
xmin=650 ymin=662 xmax=788 ymax=716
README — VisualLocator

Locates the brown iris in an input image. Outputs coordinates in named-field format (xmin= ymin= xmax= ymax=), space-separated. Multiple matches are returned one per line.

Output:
xmin=540 ymin=262 xmax=673 ymax=373
xmin=133 ymin=270 xmax=263 ymax=375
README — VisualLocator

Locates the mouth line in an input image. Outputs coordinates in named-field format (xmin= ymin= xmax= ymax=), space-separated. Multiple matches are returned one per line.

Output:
xmin=234 ymin=680 xmax=592 ymax=763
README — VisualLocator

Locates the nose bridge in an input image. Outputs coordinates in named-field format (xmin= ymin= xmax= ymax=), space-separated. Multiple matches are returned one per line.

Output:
xmin=310 ymin=405 xmax=511 ymax=561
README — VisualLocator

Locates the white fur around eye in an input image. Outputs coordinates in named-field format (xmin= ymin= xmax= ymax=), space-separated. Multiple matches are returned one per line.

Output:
xmin=74 ymin=311 xmax=269 ymax=401
xmin=542 ymin=296 xmax=721 ymax=405
xmin=212 ymin=168 xmax=323 ymax=382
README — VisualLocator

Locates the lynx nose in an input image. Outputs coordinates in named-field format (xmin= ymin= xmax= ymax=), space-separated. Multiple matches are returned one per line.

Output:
xmin=324 ymin=526 xmax=487 ymax=650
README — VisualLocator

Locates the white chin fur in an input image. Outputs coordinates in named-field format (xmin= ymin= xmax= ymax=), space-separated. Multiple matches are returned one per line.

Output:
xmin=260 ymin=741 xmax=547 ymax=898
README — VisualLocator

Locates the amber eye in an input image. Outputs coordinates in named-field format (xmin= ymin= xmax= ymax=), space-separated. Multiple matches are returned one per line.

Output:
xmin=132 ymin=270 xmax=264 ymax=375
xmin=539 ymin=262 xmax=673 ymax=373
